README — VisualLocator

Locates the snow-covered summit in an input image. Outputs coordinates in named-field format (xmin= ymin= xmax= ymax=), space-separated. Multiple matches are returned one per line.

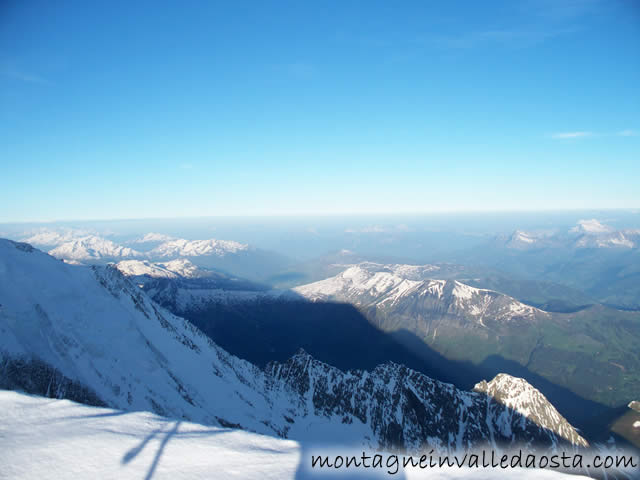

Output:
xmin=48 ymin=235 xmax=142 ymax=262
xmin=149 ymin=238 xmax=249 ymax=258
xmin=22 ymin=228 xmax=91 ymax=247
xmin=40 ymin=234 xmax=252 ymax=263
xmin=569 ymin=220 xmax=639 ymax=249
xmin=571 ymin=219 xmax=613 ymax=234
xmin=504 ymin=230 xmax=547 ymax=250
xmin=131 ymin=232 xmax=176 ymax=244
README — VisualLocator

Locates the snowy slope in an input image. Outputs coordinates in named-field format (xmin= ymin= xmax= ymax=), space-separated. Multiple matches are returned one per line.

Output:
xmin=0 ymin=390 xmax=595 ymax=480
xmin=0 ymin=240 xmax=279 ymax=435
xmin=473 ymin=375 xmax=587 ymax=448
xmin=0 ymin=239 xmax=588 ymax=453
xmin=0 ymin=389 xmax=299 ymax=480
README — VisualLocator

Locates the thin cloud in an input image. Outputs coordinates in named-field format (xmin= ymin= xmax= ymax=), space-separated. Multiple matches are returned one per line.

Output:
xmin=550 ymin=130 xmax=637 ymax=139
xmin=617 ymin=129 xmax=637 ymax=137
xmin=427 ymin=27 xmax=578 ymax=50
xmin=524 ymin=0 xmax=602 ymax=20
xmin=287 ymin=62 xmax=315 ymax=80
xmin=551 ymin=131 xmax=592 ymax=139
xmin=1 ymin=65 xmax=48 ymax=84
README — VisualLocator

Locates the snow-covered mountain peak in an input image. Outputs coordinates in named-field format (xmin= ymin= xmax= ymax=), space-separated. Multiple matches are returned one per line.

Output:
xmin=294 ymin=263 xmax=545 ymax=323
xmin=48 ymin=235 xmax=142 ymax=262
xmin=512 ymin=230 xmax=537 ymax=244
xmin=22 ymin=228 xmax=91 ymax=247
xmin=149 ymin=238 xmax=249 ymax=258
xmin=504 ymin=230 xmax=553 ymax=250
xmin=571 ymin=219 xmax=613 ymax=234
xmin=131 ymin=232 xmax=176 ymax=244
xmin=473 ymin=374 xmax=588 ymax=447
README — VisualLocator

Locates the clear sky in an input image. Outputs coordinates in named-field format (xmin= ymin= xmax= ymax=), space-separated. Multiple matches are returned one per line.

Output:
xmin=1 ymin=0 xmax=639 ymax=222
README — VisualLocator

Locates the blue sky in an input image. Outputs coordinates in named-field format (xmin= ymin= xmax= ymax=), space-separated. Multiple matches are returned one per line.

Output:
xmin=1 ymin=0 xmax=639 ymax=222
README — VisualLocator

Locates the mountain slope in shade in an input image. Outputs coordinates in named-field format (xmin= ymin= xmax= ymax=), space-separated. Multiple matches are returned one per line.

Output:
xmin=0 ymin=239 xmax=587 ymax=452
xmin=0 ymin=390 xmax=595 ymax=480
xmin=115 ymin=258 xmax=205 ymax=279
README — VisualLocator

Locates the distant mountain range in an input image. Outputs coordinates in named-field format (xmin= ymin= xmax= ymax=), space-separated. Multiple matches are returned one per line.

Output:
xmin=20 ymin=229 xmax=291 ymax=282
xmin=0 ymin=239 xmax=588 ymax=453
xmin=450 ymin=220 xmax=640 ymax=310
xmin=502 ymin=219 xmax=640 ymax=251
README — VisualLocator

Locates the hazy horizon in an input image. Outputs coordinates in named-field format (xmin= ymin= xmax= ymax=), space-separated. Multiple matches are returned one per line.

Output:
xmin=2 ymin=0 xmax=639 ymax=222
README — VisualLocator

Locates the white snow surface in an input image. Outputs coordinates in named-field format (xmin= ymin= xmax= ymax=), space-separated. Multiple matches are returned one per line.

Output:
xmin=0 ymin=389 xmax=300 ymax=480
xmin=0 ymin=390 xmax=591 ymax=480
